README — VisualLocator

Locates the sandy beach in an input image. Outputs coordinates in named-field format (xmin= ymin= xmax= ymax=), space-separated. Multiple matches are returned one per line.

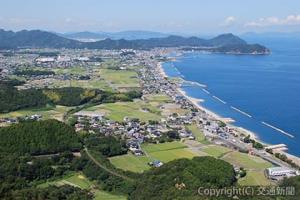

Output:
xmin=158 ymin=61 xmax=300 ymax=167
xmin=157 ymin=62 xmax=167 ymax=78
xmin=158 ymin=62 xmax=260 ymax=141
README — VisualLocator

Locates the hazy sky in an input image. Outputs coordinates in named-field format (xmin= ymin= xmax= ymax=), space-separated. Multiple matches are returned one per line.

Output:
xmin=0 ymin=0 xmax=300 ymax=33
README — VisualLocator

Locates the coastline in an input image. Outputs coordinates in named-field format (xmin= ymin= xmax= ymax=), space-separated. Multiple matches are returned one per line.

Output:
xmin=158 ymin=60 xmax=300 ymax=165
xmin=158 ymin=62 xmax=259 ymax=141
xmin=178 ymin=79 xmax=260 ymax=141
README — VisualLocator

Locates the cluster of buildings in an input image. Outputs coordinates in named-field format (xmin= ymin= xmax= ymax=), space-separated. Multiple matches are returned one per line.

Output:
xmin=0 ymin=114 xmax=42 ymax=125
xmin=138 ymin=51 xmax=300 ymax=176
xmin=1 ymin=47 xmax=300 ymax=175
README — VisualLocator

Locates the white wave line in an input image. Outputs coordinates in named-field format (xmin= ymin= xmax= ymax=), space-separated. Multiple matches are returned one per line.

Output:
xmin=202 ymin=89 xmax=210 ymax=94
xmin=261 ymin=121 xmax=294 ymax=138
xmin=230 ymin=106 xmax=252 ymax=118
xmin=184 ymin=81 xmax=206 ymax=87
xmin=212 ymin=95 xmax=227 ymax=104
xmin=174 ymin=67 xmax=181 ymax=75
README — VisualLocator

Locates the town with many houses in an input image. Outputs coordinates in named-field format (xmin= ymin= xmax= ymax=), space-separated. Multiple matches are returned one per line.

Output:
xmin=1 ymin=47 xmax=299 ymax=181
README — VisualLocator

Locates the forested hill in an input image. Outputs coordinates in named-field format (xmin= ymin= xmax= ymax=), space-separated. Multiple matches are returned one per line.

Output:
xmin=0 ymin=29 xmax=270 ymax=54
xmin=0 ymin=120 xmax=82 ymax=155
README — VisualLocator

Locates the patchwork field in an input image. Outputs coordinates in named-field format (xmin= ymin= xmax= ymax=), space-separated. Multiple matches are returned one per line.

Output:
xmin=100 ymin=69 xmax=140 ymax=89
xmin=0 ymin=105 xmax=73 ymax=121
xmin=38 ymin=173 xmax=92 ymax=189
xmin=38 ymin=173 xmax=126 ymax=200
xmin=142 ymin=141 xmax=187 ymax=153
xmin=222 ymin=151 xmax=273 ymax=170
xmin=53 ymin=66 xmax=88 ymax=76
xmin=202 ymin=145 xmax=232 ymax=158
xmin=85 ymin=100 xmax=161 ymax=122
xmin=144 ymin=93 xmax=172 ymax=104
xmin=161 ymin=103 xmax=188 ymax=116
xmin=149 ymin=148 xmax=196 ymax=162
xmin=49 ymin=79 xmax=111 ymax=90
xmin=110 ymin=142 xmax=197 ymax=173
xmin=17 ymin=61 xmax=140 ymax=91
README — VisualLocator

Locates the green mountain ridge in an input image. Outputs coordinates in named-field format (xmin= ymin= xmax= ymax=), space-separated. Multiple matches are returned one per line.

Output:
xmin=0 ymin=29 xmax=270 ymax=54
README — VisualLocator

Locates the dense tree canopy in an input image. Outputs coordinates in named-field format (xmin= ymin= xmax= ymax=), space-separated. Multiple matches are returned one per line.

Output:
xmin=0 ymin=78 xmax=25 ymax=86
xmin=0 ymin=151 xmax=81 ymax=198
xmin=43 ymin=87 xmax=99 ymax=106
xmin=0 ymin=84 xmax=49 ymax=113
xmin=129 ymin=156 xmax=236 ymax=200
xmin=14 ymin=69 xmax=55 ymax=76
xmin=85 ymin=135 xmax=127 ymax=157
xmin=5 ymin=185 xmax=92 ymax=200
xmin=0 ymin=82 xmax=142 ymax=113
xmin=0 ymin=119 xmax=82 ymax=155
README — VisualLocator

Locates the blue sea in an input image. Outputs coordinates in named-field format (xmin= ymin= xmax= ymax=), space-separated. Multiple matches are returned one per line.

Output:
xmin=163 ymin=37 xmax=300 ymax=157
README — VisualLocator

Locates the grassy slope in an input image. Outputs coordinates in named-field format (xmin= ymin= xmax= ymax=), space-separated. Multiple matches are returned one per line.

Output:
xmin=38 ymin=173 xmax=126 ymax=200
xmin=110 ymin=142 xmax=197 ymax=173
xmin=202 ymin=145 xmax=232 ymax=158
xmin=186 ymin=124 xmax=210 ymax=144
xmin=222 ymin=151 xmax=273 ymax=170
xmin=142 ymin=141 xmax=187 ymax=153
xmin=109 ymin=154 xmax=151 ymax=173
xmin=0 ymin=105 xmax=73 ymax=121
xmin=238 ymin=171 xmax=273 ymax=186
xmin=94 ymin=191 xmax=126 ymax=200
xmin=222 ymin=151 xmax=273 ymax=186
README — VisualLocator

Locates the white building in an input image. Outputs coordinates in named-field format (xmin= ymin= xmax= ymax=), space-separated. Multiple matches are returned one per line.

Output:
xmin=36 ymin=57 xmax=55 ymax=63
xmin=57 ymin=55 xmax=71 ymax=62
xmin=77 ymin=57 xmax=90 ymax=61
xmin=266 ymin=167 xmax=299 ymax=180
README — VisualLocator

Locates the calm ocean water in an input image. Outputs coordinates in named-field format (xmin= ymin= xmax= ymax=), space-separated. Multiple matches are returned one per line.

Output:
xmin=163 ymin=37 xmax=300 ymax=157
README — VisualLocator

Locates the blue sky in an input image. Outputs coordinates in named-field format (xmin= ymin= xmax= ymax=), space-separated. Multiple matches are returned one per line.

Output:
xmin=0 ymin=0 xmax=299 ymax=33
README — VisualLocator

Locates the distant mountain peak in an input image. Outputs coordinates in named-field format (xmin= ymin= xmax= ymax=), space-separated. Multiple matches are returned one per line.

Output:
xmin=208 ymin=33 xmax=247 ymax=46
xmin=0 ymin=29 xmax=269 ymax=54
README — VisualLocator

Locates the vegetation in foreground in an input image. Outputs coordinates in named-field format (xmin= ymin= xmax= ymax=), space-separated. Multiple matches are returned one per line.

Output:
xmin=109 ymin=142 xmax=196 ymax=173
xmin=0 ymin=79 xmax=142 ymax=113
xmin=129 ymin=156 xmax=236 ymax=200
xmin=0 ymin=117 xmax=298 ymax=199
xmin=0 ymin=119 xmax=82 ymax=155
